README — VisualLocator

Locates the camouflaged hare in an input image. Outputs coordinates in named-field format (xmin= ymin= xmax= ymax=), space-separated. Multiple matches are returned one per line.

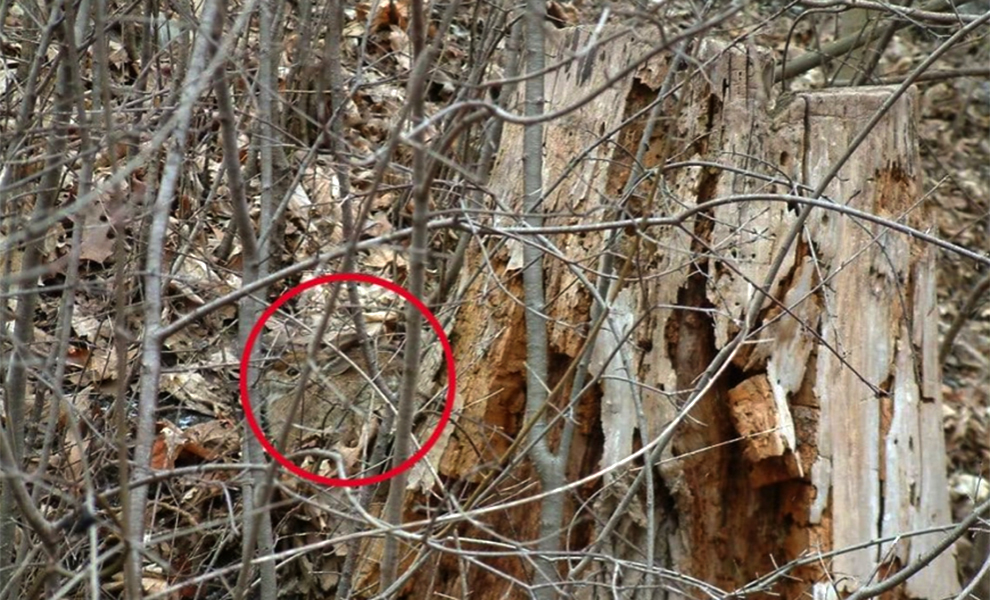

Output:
xmin=262 ymin=345 xmax=401 ymax=460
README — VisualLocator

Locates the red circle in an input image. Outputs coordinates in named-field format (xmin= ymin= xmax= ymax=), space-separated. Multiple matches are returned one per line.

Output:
xmin=239 ymin=274 xmax=456 ymax=488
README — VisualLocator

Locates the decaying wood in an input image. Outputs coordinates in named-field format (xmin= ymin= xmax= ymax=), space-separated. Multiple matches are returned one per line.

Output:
xmin=396 ymin=27 xmax=955 ymax=599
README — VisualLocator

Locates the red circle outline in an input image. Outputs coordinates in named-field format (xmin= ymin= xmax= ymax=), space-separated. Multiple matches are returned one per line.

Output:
xmin=239 ymin=274 xmax=456 ymax=488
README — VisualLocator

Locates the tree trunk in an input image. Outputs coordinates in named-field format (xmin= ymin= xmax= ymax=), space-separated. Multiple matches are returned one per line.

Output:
xmin=397 ymin=29 xmax=957 ymax=599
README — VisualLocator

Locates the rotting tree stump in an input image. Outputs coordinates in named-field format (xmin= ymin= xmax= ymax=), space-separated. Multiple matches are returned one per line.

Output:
xmin=392 ymin=29 xmax=957 ymax=600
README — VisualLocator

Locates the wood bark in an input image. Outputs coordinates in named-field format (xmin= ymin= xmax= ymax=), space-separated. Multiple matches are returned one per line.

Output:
xmin=394 ymin=28 xmax=957 ymax=599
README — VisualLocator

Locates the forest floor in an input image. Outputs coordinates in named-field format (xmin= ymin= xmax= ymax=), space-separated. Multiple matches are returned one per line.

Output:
xmin=0 ymin=0 xmax=986 ymax=595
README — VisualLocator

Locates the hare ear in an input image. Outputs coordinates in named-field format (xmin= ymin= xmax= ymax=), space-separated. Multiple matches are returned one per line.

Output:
xmin=324 ymin=353 xmax=356 ymax=377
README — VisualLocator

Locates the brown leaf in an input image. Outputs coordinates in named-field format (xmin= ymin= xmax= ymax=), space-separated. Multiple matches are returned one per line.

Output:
xmin=151 ymin=420 xmax=186 ymax=470
xmin=183 ymin=418 xmax=240 ymax=461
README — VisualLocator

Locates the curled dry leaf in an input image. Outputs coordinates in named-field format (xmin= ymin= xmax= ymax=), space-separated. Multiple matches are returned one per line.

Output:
xmin=65 ymin=345 xmax=121 ymax=385
xmin=71 ymin=311 xmax=110 ymax=343
xmin=182 ymin=418 xmax=240 ymax=461
xmin=159 ymin=372 xmax=229 ymax=418
xmin=150 ymin=419 xmax=187 ymax=470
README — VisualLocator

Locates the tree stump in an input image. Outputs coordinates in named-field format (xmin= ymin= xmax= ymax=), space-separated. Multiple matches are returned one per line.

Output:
xmin=405 ymin=28 xmax=957 ymax=599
